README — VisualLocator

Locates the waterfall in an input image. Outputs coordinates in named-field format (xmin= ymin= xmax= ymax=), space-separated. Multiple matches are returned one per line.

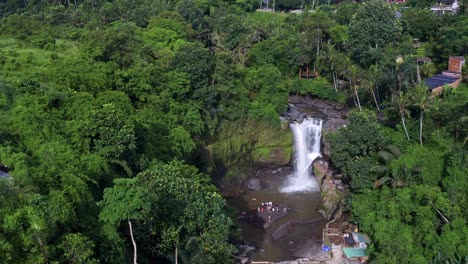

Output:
xmin=281 ymin=118 xmax=322 ymax=192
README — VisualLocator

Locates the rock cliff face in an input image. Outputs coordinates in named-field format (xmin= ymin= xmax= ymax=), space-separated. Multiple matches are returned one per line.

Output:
xmin=212 ymin=96 xmax=349 ymax=197
xmin=283 ymin=96 xmax=349 ymax=158
xmin=209 ymin=120 xmax=292 ymax=196
xmin=283 ymin=96 xmax=348 ymax=220
xmin=313 ymin=159 xmax=343 ymax=221
xmin=283 ymin=96 xmax=349 ymax=127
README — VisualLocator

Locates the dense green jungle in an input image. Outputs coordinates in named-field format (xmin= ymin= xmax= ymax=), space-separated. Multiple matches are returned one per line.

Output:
xmin=0 ymin=0 xmax=467 ymax=263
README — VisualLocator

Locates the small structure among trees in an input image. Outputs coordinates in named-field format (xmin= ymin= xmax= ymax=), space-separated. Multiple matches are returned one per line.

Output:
xmin=424 ymin=56 xmax=465 ymax=94
xmin=443 ymin=56 xmax=465 ymax=77
xmin=257 ymin=0 xmax=275 ymax=12
xmin=430 ymin=0 xmax=460 ymax=15
xmin=299 ymin=64 xmax=318 ymax=79
xmin=0 ymin=164 xmax=11 ymax=180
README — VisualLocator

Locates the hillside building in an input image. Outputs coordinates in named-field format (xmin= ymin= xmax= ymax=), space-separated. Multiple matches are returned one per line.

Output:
xmin=431 ymin=0 xmax=460 ymax=15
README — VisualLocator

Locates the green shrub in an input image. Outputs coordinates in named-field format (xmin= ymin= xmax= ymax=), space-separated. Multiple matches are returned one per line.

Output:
xmin=248 ymin=101 xmax=281 ymax=126
xmin=290 ymin=77 xmax=345 ymax=102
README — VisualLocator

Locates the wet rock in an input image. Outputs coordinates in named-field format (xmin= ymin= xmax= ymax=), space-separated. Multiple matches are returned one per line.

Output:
xmin=284 ymin=103 xmax=307 ymax=122
xmin=319 ymin=178 xmax=342 ymax=221
xmin=245 ymin=177 xmax=262 ymax=191
xmin=321 ymin=140 xmax=331 ymax=159
xmin=312 ymin=159 xmax=330 ymax=184
xmin=238 ymin=244 xmax=256 ymax=256
xmin=283 ymin=96 xmax=350 ymax=124
xmin=322 ymin=118 xmax=348 ymax=133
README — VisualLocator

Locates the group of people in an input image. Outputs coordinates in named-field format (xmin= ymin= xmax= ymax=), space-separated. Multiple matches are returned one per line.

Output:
xmin=257 ymin=201 xmax=281 ymax=213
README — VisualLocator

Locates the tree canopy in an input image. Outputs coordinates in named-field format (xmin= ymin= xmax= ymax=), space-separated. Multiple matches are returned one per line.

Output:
xmin=0 ymin=0 xmax=466 ymax=262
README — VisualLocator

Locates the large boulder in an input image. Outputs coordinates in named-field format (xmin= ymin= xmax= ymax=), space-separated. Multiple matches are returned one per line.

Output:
xmin=244 ymin=177 xmax=262 ymax=191
xmin=313 ymin=160 xmax=343 ymax=221
xmin=319 ymin=174 xmax=343 ymax=220
xmin=313 ymin=159 xmax=329 ymax=184
xmin=319 ymin=186 xmax=342 ymax=221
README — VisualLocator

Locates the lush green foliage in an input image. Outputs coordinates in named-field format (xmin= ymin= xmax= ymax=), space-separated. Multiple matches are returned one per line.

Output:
xmin=0 ymin=0 xmax=466 ymax=262
xmin=99 ymin=161 xmax=234 ymax=263
xmin=327 ymin=110 xmax=389 ymax=192
xmin=290 ymin=77 xmax=345 ymax=102
xmin=329 ymin=102 xmax=468 ymax=263
xmin=348 ymin=0 xmax=402 ymax=66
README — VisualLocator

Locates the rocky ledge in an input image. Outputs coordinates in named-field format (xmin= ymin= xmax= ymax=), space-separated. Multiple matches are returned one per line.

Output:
xmin=282 ymin=96 xmax=349 ymax=133
xmin=313 ymin=159 xmax=345 ymax=221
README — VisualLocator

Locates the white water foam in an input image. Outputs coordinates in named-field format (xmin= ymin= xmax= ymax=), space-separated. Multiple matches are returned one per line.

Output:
xmin=281 ymin=118 xmax=322 ymax=193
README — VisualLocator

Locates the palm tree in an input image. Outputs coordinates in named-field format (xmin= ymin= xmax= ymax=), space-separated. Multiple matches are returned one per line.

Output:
xmin=395 ymin=55 xmax=416 ymax=93
xmin=410 ymin=84 xmax=434 ymax=146
xmin=415 ymin=47 xmax=426 ymax=83
xmin=332 ymin=53 xmax=351 ymax=92
xmin=372 ymin=145 xmax=405 ymax=188
xmin=317 ymin=43 xmax=335 ymax=90
xmin=372 ymin=145 xmax=422 ymax=188
xmin=365 ymin=64 xmax=381 ymax=112
xmin=391 ymin=91 xmax=411 ymax=140
xmin=165 ymin=237 xmax=203 ymax=264
xmin=347 ymin=64 xmax=362 ymax=111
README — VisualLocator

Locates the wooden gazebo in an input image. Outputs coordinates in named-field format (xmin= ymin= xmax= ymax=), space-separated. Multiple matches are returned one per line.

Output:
xmin=299 ymin=65 xmax=318 ymax=79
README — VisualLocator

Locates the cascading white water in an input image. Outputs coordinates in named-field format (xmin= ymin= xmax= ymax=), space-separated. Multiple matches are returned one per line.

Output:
xmin=281 ymin=118 xmax=322 ymax=193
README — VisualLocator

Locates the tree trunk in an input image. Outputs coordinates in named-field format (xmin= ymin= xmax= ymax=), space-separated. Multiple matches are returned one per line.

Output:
xmin=355 ymin=87 xmax=362 ymax=111
xmin=36 ymin=235 xmax=48 ymax=262
xmin=416 ymin=61 xmax=421 ymax=83
xmin=175 ymin=246 xmax=178 ymax=264
xmin=376 ymin=83 xmax=381 ymax=105
xmin=398 ymin=75 xmax=402 ymax=93
xmin=332 ymin=71 xmax=338 ymax=92
xmin=401 ymin=115 xmax=410 ymax=140
xmin=351 ymin=87 xmax=358 ymax=108
xmin=419 ymin=111 xmax=424 ymax=146
xmin=371 ymin=88 xmax=380 ymax=112
xmin=128 ymin=219 xmax=137 ymax=264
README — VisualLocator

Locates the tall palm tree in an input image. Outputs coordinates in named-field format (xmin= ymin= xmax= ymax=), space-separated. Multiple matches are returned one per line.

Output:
xmin=317 ymin=43 xmax=334 ymax=89
xmin=372 ymin=145 xmax=423 ymax=188
xmin=415 ymin=47 xmax=426 ymax=83
xmin=365 ymin=64 xmax=381 ymax=112
xmin=391 ymin=91 xmax=411 ymax=140
xmin=395 ymin=55 xmax=416 ymax=93
xmin=166 ymin=237 xmax=203 ymax=264
xmin=410 ymin=84 xmax=434 ymax=146
xmin=333 ymin=53 xmax=351 ymax=92
xmin=347 ymin=64 xmax=362 ymax=111
xmin=372 ymin=145 xmax=406 ymax=188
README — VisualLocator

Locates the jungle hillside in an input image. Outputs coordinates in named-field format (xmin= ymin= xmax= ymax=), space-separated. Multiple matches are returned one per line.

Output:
xmin=0 ymin=0 xmax=467 ymax=263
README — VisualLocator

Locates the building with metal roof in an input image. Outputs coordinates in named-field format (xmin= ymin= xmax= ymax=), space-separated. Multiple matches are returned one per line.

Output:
xmin=423 ymin=56 xmax=464 ymax=94
xmin=424 ymin=74 xmax=459 ymax=90
xmin=343 ymin=247 xmax=368 ymax=261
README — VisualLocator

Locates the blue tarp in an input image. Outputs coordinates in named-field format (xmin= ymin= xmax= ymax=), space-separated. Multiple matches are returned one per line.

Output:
xmin=0 ymin=171 xmax=11 ymax=179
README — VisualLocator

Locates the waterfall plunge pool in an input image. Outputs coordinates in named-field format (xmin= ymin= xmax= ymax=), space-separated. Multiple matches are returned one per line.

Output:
xmin=228 ymin=171 xmax=326 ymax=262
xmin=228 ymin=118 xmax=326 ymax=262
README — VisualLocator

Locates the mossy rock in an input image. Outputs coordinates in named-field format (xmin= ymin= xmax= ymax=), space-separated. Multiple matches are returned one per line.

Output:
xmin=209 ymin=120 xmax=292 ymax=182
